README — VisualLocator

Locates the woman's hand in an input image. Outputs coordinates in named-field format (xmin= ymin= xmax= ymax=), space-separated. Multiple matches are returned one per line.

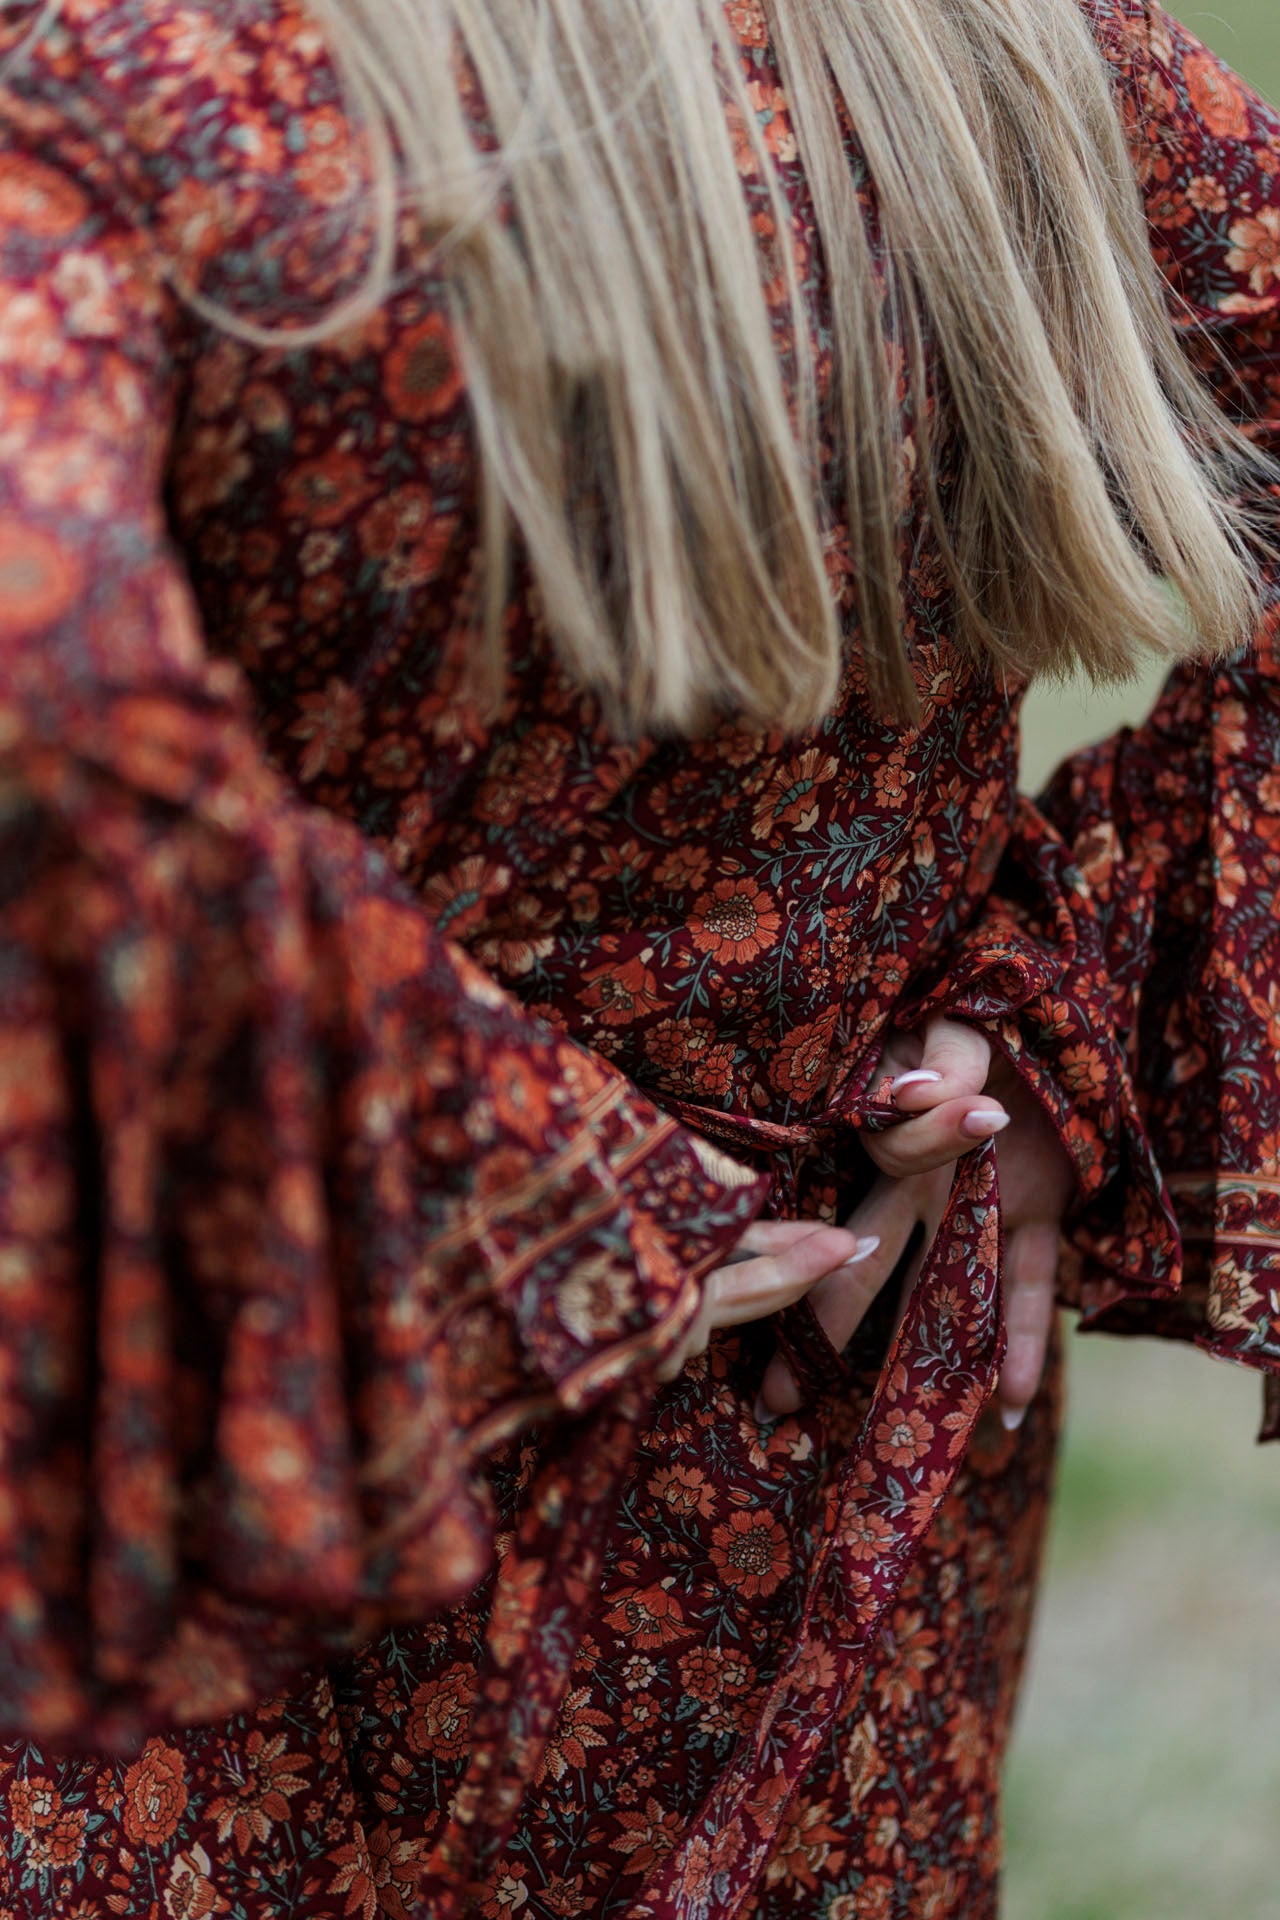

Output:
xmin=756 ymin=1016 xmax=1077 ymax=1428
xmin=655 ymin=1221 xmax=879 ymax=1383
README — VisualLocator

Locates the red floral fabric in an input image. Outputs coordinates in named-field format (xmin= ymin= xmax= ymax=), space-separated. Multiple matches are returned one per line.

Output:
xmin=0 ymin=1 xmax=1276 ymax=1915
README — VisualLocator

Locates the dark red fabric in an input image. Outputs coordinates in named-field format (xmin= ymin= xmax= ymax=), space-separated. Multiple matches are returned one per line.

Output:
xmin=0 ymin=1 xmax=1276 ymax=1914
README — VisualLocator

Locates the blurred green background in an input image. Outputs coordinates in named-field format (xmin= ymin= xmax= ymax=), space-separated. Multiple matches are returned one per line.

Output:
xmin=1005 ymin=10 xmax=1280 ymax=1917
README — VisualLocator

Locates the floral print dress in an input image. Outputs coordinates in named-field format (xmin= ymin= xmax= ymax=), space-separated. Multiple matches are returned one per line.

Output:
xmin=0 ymin=1 xmax=1277 ymax=1916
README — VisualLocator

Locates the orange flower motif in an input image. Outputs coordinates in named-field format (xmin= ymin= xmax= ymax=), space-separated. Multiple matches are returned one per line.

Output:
xmin=0 ymin=522 xmax=83 ymax=636
xmin=845 ymin=1877 xmax=894 ymax=1920
xmin=645 ymin=1017 xmax=736 ymax=1100
xmin=123 ymin=1741 xmax=189 ymax=1847
xmin=536 ymin=1686 xmax=612 ymax=1782
xmin=943 ymin=1696 xmax=988 ymax=1789
xmin=873 ymin=1404 xmax=935 ymax=1469
xmin=840 ymin=1710 xmax=881 ymax=1806
xmin=472 ymin=893 xmax=562 ymax=977
xmin=1057 ymin=1041 xmax=1107 ymax=1103
xmin=1184 ymin=51 xmax=1250 ymax=141
xmin=873 ymin=751 xmax=912 ymax=808
xmin=688 ymin=877 xmax=781 ymax=965
xmin=326 ymin=1823 xmax=431 ymax=1920
xmin=296 ymin=105 xmax=357 ymax=206
xmin=419 ymin=854 xmax=511 ymax=939
xmin=1227 ymin=207 xmax=1280 ymax=295
xmin=602 ymin=1580 xmax=688 ymax=1648
xmin=1185 ymin=172 xmax=1229 ymax=214
xmin=206 ymin=1731 xmax=309 ymax=1852
xmin=841 ymin=1507 xmax=895 ymax=1563
xmin=749 ymin=747 xmax=839 ymax=839
xmin=676 ymin=1645 xmax=725 ymax=1704
xmin=763 ymin=1797 xmax=846 ymax=1892
xmin=163 ymin=1843 xmax=225 ymax=1920
xmin=385 ymin=315 xmax=465 ymax=423
xmin=621 ymin=1690 xmax=662 ymax=1735
xmin=25 ymin=1805 xmax=88 ymax=1873
xmin=480 ymin=1864 xmax=531 ymax=1916
xmin=649 ymin=1462 xmax=716 ymax=1519
xmin=357 ymin=485 xmax=456 ymax=587
xmin=404 ymin=1663 xmax=475 ymax=1761
xmin=653 ymin=845 xmax=710 ymax=891
xmin=876 ymin=1605 xmax=940 ymax=1712
xmin=0 ymin=154 xmax=88 ymax=235
xmin=555 ymin=1250 xmax=637 ymax=1343
xmin=326 ymin=1835 xmax=380 ymax=1920
xmin=609 ymin=1797 xmax=684 ymax=1875
xmin=709 ymin=1508 xmax=791 ymax=1598
xmin=475 ymin=731 xmax=572 ymax=825
xmin=770 ymin=1012 xmax=838 ymax=1102
xmin=581 ymin=953 xmax=663 ymax=1026
xmin=282 ymin=449 xmax=373 ymax=527
xmin=9 ymin=1775 xmax=60 ymax=1840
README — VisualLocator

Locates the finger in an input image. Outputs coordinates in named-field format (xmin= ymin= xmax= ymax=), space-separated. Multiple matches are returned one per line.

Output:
xmin=757 ymin=1178 xmax=926 ymax=1417
xmin=712 ymin=1226 xmax=870 ymax=1327
xmin=658 ymin=1225 xmax=869 ymax=1383
xmin=864 ymin=1096 xmax=1009 ymax=1177
xmin=731 ymin=1219 xmax=851 ymax=1259
xmin=891 ymin=1016 xmax=991 ymax=1114
xmin=997 ymin=1219 xmax=1059 ymax=1429
xmin=870 ymin=1030 xmax=923 ymax=1098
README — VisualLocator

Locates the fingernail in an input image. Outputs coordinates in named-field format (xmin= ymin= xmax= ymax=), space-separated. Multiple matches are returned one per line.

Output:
xmin=836 ymin=1235 xmax=881 ymax=1267
xmin=1000 ymin=1404 xmax=1027 ymax=1431
xmin=962 ymin=1107 xmax=1010 ymax=1138
xmin=753 ymin=1395 xmax=773 ymax=1427
xmin=892 ymin=1070 xmax=942 ymax=1095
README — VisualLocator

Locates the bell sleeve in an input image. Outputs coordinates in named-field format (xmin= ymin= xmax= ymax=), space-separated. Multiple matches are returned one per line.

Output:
xmin=0 ymin=134 xmax=765 ymax=1747
xmin=902 ymin=1 xmax=1280 ymax=1435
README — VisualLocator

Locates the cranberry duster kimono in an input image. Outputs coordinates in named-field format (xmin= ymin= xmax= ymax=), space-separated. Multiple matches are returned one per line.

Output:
xmin=0 ymin=2 xmax=1277 ymax=1915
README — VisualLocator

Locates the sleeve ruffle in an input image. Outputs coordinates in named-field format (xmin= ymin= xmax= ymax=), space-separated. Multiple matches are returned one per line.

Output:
xmin=901 ymin=625 xmax=1280 ymax=1438
xmin=1036 ymin=629 xmax=1280 ymax=1394
xmin=0 ymin=690 xmax=765 ymax=1750
xmin=896 ymin=791 xmax=1184 ymax=1311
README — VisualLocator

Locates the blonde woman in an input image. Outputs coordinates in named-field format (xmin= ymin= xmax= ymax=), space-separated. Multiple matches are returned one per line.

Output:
xmin=0 ymin=0 xmax=1277 ymax=1914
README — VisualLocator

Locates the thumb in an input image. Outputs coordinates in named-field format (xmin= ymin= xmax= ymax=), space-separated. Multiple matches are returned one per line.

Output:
xmin=893 ymin=1014 xmax=991 ymax=1113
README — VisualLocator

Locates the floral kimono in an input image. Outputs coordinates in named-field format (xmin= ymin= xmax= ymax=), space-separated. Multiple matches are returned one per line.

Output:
xmin=0 ymin=1 xmax=1276 ymax=1915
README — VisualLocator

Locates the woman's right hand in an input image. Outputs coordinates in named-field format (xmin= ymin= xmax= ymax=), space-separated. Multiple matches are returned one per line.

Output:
xmin=655 ymin=1221 xmax=880 ymax=1383
xmin=755 ymin=1017 xmax=1075 ymax=1428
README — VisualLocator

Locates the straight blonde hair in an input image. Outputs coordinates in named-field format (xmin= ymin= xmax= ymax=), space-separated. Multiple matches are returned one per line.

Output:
xmin=231 ymin=0 xmax=1270 ymax=728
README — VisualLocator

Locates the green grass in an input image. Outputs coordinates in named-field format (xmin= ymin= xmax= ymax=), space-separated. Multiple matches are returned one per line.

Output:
xmin=1004 ymin=1338 xmax=1280 ymax=1920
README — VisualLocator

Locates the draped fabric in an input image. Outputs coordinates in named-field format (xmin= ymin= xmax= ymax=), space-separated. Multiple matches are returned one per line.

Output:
xmin=0 ymin=1 xmax=1276 ymax=1914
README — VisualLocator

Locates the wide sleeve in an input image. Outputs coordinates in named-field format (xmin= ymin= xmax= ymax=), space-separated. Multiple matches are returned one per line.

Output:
xmin=0 ymin=133 xmax=766 ymax=1747
xmin=903 ymin=2 xmax=1280 ymax=1435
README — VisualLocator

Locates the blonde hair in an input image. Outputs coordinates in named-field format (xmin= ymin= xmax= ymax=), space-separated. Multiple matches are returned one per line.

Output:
xmin=214 ymin=1 xmax=1272 ymax=727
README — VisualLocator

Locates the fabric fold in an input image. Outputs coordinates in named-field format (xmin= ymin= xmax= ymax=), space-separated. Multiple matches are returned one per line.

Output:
xmin=0 ymin=697 xmax=766 ymax=1752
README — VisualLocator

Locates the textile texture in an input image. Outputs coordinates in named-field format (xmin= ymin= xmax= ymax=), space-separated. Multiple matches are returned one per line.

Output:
xmin=0 ymin=0 xmax=1277 ymax=1914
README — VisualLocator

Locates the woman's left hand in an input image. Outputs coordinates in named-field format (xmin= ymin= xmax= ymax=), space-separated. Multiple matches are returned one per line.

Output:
xmin=756 ymin=1016 xmax=1077 ymax=1428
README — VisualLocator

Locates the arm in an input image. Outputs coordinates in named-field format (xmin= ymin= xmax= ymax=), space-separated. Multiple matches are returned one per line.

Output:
xmin=898 ymin=2 xmax=1280 ymax=1430
xmin=0 ymin=126 xmax=772 ymax=1746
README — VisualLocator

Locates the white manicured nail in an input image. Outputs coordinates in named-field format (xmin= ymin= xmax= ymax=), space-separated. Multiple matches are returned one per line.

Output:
xmin=962 ymin=1108 xmax=1010 ymax=1138
xmin=892 ymin=1070 xmax=942 ymax=1095
xmin=1001 ymin=1404 xmax=1027 ymax=1431
xmin=837 ymin=1235 xmax=881 ymax=1266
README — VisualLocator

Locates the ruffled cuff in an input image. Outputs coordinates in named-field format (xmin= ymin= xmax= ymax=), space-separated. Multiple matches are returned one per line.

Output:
xmin=901 ymin=662 xmax=1280 ymax=1438
xmin=0 ymin=713 xmax=764 ymax=1748
xmin=897 ymin=794 xmax=1184 ymax=1315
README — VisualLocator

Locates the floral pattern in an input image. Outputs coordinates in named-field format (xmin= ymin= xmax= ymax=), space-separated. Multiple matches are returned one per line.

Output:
xmin=0 ymin=1 xmax=1276 ymax=1916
